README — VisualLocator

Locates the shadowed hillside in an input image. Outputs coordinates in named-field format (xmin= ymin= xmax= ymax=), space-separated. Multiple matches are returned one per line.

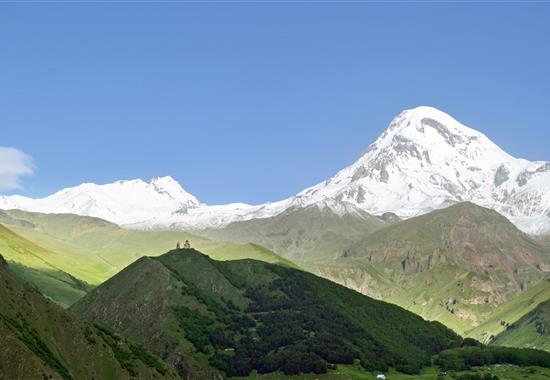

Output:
xmin=0 ymin=253 xmax=176 ymax=380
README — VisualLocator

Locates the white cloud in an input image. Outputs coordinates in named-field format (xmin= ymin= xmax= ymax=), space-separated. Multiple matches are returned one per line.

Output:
xmin=0 ymin=147 xmax=34 ymax=190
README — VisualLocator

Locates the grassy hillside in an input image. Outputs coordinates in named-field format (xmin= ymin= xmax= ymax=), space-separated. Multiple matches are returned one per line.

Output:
xmin=0 ymin=253 xmax=176 ymax=380
xmin=203 ymin=203 xmax=386 ymax=263
xmin=0 ymin=224 xmax=92 ymax=307
xmin=0 ymin=209 xmax=295 ymax=292
xmin=466 ymin=277 xmax=550 ymax=344
xmin=305 ymin=203 xmax=550 ymax=335
xmin=492 ymin=299 xmax=550 ymax=351
xmin=72 ymin=248 xmax=463 ymax=379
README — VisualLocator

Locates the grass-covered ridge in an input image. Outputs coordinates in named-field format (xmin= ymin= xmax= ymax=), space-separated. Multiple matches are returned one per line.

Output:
xmin=0 ymin=209 xmax=296 ymax=306
xmin=72 ymin=248 xmax=465 ymax=378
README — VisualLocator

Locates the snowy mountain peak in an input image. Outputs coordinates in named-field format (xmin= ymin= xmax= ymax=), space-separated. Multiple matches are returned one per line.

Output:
xmin=1 ymin=106 xmax=549 ymax=234
xmin=294 ymin=107 xmax=550 ymax=233
xmin=146 ymin=176 xmax=200 ymax=205
xmin=364 ymin=106 xmax=511 ymax=166
xmin=148 ymin=175 xmax=177 ymax=186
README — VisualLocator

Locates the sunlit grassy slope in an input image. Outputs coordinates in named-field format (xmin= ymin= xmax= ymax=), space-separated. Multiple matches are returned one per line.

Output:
xmin=492 ymin=298 xmax=550 ymax=352
xmin=0 ymin=224 xmax=92 ymax=307
xmin=466 ymin=277 xmax=550 ymax=344
xmin=0 ymin=210 xmax=295 ymax=306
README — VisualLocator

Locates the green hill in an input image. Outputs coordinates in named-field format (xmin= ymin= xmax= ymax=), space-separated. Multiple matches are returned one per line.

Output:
xmin=305 ymin=203 xmax=550 ymax=335
xmin=71 ymin=248 xmax=463 ymax=379
xmin=0 ymin=210 xmax=295 ymax=299
xmin=0 ymin=253 xmax=176 ymax=380
xmin=492 ymin=298 xmax=550 ymax=352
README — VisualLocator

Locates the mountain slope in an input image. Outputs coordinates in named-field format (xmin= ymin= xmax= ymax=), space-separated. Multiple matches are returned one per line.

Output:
xmin=492 ymin=298 xmax=550 ymax=351
xmin=0 ymin=253 xmax=176 ymax=380
xmin=0 ymin=209 xmax=295 ymax=290
xmin=2 ymin=107 xmax=550 ymax=235
xmin=72 ymin=249 xmax=462 ymax=378
xmin=467 ymin=277 xmax=550 ymax=344
xmin=203 ymin=200 xmax=386 ymax=263
xmin=307 ymin=203 xmax=550 ymax=334
xmin=0 ymin=223 xmax=92 ymax=307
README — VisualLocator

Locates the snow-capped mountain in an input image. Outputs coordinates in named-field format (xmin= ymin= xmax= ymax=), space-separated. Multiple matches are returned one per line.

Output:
xmin=1 ymin=106 xmax=549 ymax=234
xmin=287 ymin=106 xmax=550 ymax=233
xmin=0 ymin=175 xmax=290 ymax=229
xmin=0 ymin=176 xmax=201 ymax=225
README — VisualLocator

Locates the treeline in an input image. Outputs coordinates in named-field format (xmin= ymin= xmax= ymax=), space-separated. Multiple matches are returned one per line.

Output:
xmin=435 ymin=345 xmax=550 ymax=371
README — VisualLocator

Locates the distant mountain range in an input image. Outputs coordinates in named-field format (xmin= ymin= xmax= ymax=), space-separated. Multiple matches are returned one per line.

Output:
xmin=2 ymin=106 xmax=550 ymax=234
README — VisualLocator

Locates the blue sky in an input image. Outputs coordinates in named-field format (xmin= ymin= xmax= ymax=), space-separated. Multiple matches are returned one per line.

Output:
xmin=1 ymin=3 xmax=549 ymax=204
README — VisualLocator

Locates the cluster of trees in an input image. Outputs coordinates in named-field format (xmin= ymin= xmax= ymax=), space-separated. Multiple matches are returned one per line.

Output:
xmin=435 ymin=346 xmax=550 ymax=372
xmin=206 ymin=274 xmax=362 ymax=376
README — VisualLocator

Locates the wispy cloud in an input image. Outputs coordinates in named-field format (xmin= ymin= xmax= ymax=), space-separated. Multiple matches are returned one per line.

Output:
xmin=0 ymin=147 xmax=34 ymax=190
